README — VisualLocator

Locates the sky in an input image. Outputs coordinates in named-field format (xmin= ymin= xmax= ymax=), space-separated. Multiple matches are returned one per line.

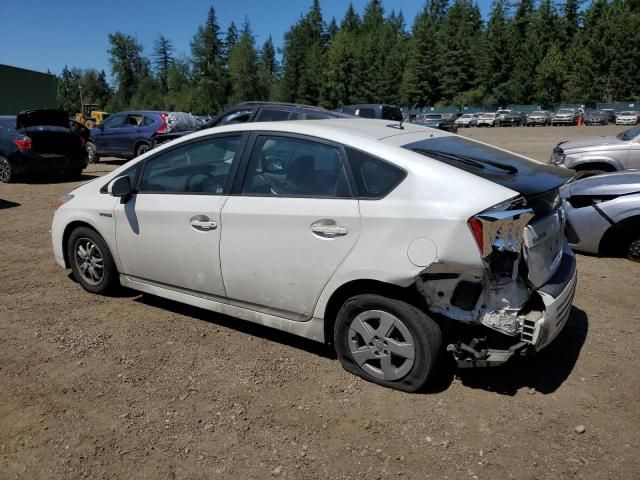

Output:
xmin=0 ymin=0 xmax=492 ymax=79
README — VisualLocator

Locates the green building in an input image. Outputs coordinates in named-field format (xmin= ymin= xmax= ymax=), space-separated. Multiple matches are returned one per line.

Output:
xmin=0 ymin=64 xmax=57 ymax=115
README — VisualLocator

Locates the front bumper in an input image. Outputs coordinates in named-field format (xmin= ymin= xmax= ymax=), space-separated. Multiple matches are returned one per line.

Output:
xmin=552 ymin=118 xmax=575 ymax=124
xmin=449 ymin=250 xmax=577 ymax=367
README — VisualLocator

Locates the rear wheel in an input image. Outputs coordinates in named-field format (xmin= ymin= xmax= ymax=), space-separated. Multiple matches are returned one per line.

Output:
xmin=67 ymin=227 xmax=119 ymax=294
xmin=135 ymin=143 xmax=150 ymax=157
xmin=86 ymin=142 xmax=99 ymax=164
xmin=0 ymin=155 xmax=14 ymax=183
xmin=334 ymin=294 xmax=442 ymax=392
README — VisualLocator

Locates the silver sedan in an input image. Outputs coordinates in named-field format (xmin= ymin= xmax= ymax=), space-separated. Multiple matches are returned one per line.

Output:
xmin=561 ymin=171 xmax=640 ymax=261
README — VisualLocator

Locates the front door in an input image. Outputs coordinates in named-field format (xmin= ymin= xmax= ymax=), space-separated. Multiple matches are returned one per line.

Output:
xmin=114 ymin=134 xmax=244 ymax=299
xmin=220 ymin=133 xmax=360 ymax=320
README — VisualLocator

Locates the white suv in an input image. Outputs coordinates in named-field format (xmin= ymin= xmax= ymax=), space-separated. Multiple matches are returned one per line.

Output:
xmin=52 ymin=119 xmax=577 ymax=392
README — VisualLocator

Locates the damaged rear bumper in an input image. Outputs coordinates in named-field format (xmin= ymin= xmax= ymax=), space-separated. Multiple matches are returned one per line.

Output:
xmin=448 ymin=250 xmax=577 ymax=367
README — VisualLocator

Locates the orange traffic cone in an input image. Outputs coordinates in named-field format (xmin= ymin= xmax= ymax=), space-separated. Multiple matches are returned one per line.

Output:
xmin=577 ymin=114 xmax=582 ymax=127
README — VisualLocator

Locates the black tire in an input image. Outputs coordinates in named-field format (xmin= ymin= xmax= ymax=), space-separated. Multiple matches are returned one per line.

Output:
xmin=65 ymin=167 xmax=84 ymax=179
xmin=334 ymin=294 xmax=442 ymax=392
xmin=573 ymin=169 xmax=607 ymax=180
xmin=67 ymin=227 xmax=119 ymax=295
xmin=135 ymin=142 xmax=150 ymax=157
xmin=86 ymin=142 xmax=99 ymax=164
xmin=626 ymin=237 xmax=640 ymax=262
xmin=0 ymin=155 xmax=14 ymax=183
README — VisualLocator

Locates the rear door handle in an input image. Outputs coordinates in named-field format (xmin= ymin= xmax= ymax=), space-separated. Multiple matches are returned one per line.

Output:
xmin=310 ymin=219 xmax=348 ymax=238
xmin=190 ymin=215 xmax=217 ymax=231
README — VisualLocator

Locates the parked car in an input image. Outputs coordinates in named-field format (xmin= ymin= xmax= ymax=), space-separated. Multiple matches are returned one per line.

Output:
xmin=526 ymin=110 xmax=552 ymax=126
xmin=455 ymin=113 xmax=481 ymax=128
xmin=584 ymin=110 xmax=608 ymax=126
xmin=477 ymin=112 xmax=501 ymax=127
xmin=601 ymin=109 xmax=616 ymax=124
xmin=551 ymin=108 xmax=580 ymax=126
xmin=86 ymin=111 xmax=196 ymax=163
xmin=501 ymin=112 xmax=527 ymax=127
xmin=52 ymin=119 xmax=575 ymax=392
xmin=550 ymin=126 xmax=640 ymax=178
xmin=334 ymin=104 xmax=403 ymax=121
xmin=0 ymin=109 xmax=87 ymax=183
xmin=205 ymin=102 xmax=353 ymax=129
xmin=496 ymin=109 xmax=511 ymax=121
xmin=562 ymin=171 xmax=640 ymax=262
xmin=412 ymin=113 xmax=458 ymax=133
xmin=615 ymin=111 xmax=638 ymax=126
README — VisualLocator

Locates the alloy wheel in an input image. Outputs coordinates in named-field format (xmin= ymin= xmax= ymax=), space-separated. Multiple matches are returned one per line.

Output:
xmin=0 ymin=157 xmax=11 ymax=182
xmin=73 ymin=238 xmax=104 ymax=285
xmin=348 ymin=310 xmax=416 ymax=381
xmin=628 ymin=239 xmax=640 ymax=263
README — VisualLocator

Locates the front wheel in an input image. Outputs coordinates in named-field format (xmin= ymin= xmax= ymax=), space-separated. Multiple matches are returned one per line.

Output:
xmin=334 ymin=294 xmax=442 ymax=392
xmin=627 ymin=237 xmax=640 ymax=262
xmin=67 ymin=227 xmax=119 ymax=294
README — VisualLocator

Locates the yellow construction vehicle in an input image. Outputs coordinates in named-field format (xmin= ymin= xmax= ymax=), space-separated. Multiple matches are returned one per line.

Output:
xmin=74 ymin=104 xmax=109 ymax=128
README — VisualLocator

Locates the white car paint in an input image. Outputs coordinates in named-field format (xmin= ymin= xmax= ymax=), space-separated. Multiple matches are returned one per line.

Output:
xmin=52 ymin=119 xmax=576 ymax=366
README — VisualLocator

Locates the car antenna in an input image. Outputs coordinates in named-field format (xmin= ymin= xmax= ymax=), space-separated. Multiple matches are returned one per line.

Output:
xmin=390 ymin=103 xmax=418 ymax=130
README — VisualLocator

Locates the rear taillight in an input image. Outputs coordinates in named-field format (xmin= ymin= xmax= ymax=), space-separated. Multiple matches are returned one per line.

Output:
xmin=13 ymin=137 xmax=32 ymax=150
xmin=468 ymin=217 xmax=484 ymax=254
xmin=157 ymin=113 xmax=168 ymax=133
xmin=79 ymin=136 xmax=86 ymax=147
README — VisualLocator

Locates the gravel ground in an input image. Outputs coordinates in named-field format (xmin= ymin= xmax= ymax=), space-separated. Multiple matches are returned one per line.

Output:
xmin=1 ymin=124 xmax=639 ymax=479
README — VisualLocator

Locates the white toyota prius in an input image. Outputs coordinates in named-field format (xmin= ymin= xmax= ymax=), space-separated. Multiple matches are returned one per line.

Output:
xmin=52 ymin=119 xmax=576 ymax=391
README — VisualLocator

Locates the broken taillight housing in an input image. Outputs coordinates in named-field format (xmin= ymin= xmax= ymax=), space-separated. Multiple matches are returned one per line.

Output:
xmin=468 ymin=198 xmax=534 ymax=265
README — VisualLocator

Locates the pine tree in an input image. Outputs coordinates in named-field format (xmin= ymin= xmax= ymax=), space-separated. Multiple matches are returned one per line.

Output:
xmin=228 ymin=19 xmax=260 ymax=104
xmin=190 ymin=6 xmax=227 ymax=113
xmin=258 ymin=35 xmax=278 ymax=100
xmin=152 ymin=35 xmax=175 ymax=93
xmin=479 ymin=0 xmax=513 ymax=106
xmin=107 ymin=32 xmax=150 ymax=109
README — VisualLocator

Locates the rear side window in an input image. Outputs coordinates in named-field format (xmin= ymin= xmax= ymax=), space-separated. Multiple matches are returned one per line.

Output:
xmin=345 ymin=148 xmax=406 ymax=199
xmin=305 ymin=113 xmax=329 ymax=120
xmin=139 ymin=136 xmax=241 ymax=194
xmin=256 ymin=109 xmax=295 ymax=122
xmin=143 ymin=116 xmax=155 ymax=126
xmin=216 ymin=110 xmax=253 ymax=127
xmin=242 ymin=135 xmax=351 ymax=198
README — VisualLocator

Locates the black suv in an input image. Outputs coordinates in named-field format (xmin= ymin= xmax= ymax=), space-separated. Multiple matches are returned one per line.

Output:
xmin=334 ymin=104 xmax=404 ymax=121
xmin=203 ymin=102 xmax=352 ymax=129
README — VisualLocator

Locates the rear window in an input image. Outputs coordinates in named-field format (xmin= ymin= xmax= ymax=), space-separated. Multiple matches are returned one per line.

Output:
xmin=382 ymin=106 xmax=403 ymax=121
xmin=356 ymin=108 xmax=376 ymax=119
xmin=345 ymin=147 xmax=406 ymax=199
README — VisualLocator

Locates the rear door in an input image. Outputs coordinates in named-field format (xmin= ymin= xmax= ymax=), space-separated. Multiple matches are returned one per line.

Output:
xmin=220 ymin=133 xmax=360 ymax=321
xmin=113 ymin=134 xmax=245 ymax=298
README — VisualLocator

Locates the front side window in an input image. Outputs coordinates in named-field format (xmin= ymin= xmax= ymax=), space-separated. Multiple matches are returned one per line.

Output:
xmin=216 ymin=110 xmax=253 ymax=127
xmin=138 ymin=136 xmax=242 ymax=194
xmin=242 ymin=135 xmax=351 ymax=197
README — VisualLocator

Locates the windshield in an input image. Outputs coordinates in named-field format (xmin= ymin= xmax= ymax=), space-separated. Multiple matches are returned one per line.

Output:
xmin=496 ymin=110 xmax=509 ymax=115
xmin=616 ymin=126 xmax=640 ymax=141
xmin=460 ymin=114 xmax=472 ymax=118
xmin=481 ymin=114 xmax=495 ymax=119
xmin=557 ymin=109 xmax=574 ymax=114
xmin=619 ymin=111 xmax=635 ymax=116
xmin=531 ymin=111 xmax=546 ymax=115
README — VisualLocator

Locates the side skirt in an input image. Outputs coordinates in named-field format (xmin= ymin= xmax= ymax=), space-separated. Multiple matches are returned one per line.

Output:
xmin=119 ymin=275 xmax=326 ymax=343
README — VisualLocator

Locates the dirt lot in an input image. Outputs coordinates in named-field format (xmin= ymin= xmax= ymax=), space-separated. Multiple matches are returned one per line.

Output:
xmin=1 ymin=125 xmax=639 ymax=479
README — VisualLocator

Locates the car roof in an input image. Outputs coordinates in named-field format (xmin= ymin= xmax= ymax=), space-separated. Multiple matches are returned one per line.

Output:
xmin=339 ymin=104 xmax=400 ymax=109
xmin=230 ymin=101 xmax=331 ymax=111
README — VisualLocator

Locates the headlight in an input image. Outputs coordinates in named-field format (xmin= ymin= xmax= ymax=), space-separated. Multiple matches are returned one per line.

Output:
xmin=551 ymin=146 xmax=565 ymax=165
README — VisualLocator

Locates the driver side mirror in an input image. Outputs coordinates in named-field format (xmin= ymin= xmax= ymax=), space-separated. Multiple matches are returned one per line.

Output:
xmin=108 ymin=175 xmax=132 ymax=201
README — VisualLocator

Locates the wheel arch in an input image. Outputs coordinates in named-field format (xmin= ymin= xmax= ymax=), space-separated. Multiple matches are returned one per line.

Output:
xmin=133 ymin=139 xmax=151 ymax=156
xmin=62 ymin=220 xmax=102 ymax=268
xmin=599 ymin=214 xmax=640 ymax=256
xmin=321 ymin=279 xmax=425 ymax=347
xmin=569 ymin=158 xmax=622 ymax=172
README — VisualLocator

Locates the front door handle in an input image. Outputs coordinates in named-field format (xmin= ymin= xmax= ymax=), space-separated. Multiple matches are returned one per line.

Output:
xmin=190 ymin=215 xmax=217 ymax=231
xmin=310 ymin=219 xmax=348 ymax=238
